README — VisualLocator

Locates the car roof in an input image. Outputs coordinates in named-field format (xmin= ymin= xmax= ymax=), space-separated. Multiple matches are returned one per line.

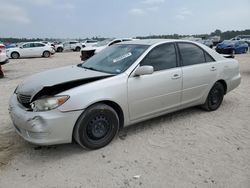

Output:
xmin=120 ymin=39 xmax=197 ymax=46
xmin=23 ymin=41 xmax=44 ymax=44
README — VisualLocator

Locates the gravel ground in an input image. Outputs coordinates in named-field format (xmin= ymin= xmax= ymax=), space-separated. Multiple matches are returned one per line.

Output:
xmin=0 ymin=52 xmax=249 ymax=188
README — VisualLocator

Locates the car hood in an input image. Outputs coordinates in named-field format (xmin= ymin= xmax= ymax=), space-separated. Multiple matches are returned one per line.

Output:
xmin=16 ymin=65 xmax=113 ymax=98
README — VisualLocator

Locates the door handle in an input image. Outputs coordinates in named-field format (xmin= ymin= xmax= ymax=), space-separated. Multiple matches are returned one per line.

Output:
xmin=210 ymin=66 xmax=217 ymax=71
xmin=172 ymin=74 xmax=181 ymax=80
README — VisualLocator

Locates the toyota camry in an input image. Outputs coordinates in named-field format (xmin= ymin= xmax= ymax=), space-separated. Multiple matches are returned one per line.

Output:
xmin=9 ymin=39 xmax=241 ymax=149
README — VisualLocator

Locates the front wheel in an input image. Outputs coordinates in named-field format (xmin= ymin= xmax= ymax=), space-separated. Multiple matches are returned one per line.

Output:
xmin=75 ymin=47 xmax=81 ymax=52
xmin=11 ymin=52 xmax=20 ymax=59
xmin=74 ymin=104 xmax=119 ymax=150
xmin=202 ymin=82 xmax=225 ymax=111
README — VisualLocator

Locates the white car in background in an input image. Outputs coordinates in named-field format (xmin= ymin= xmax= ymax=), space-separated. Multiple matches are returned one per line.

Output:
xmin=0 ymin=43 xmax=9 ymax=65
xmin=6 ymin=42 xmax=55 ymax=59
xmin=55 ymin=41 xmax=82 ymax=52
xmin=54 ymin=43 xmax=64 ymax=52
xmin=63 ymin=41 xmax=82 ymax=52
xmin=80 ymin=38 xmax=134 ymax=61
xmin=201 ymin=39 xmax=214 ymax=48
xmin=231 ymin=35 xmax=250 ymax=45
xmin=82 ymin=40 xmax=98 ymax=48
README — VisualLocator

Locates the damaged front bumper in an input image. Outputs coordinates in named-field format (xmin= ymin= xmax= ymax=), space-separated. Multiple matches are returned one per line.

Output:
xmin=9 ymin=94 xmax=83 ymax=145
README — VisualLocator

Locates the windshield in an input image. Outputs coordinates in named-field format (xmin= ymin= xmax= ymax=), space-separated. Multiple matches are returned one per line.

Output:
xmin=79 ymin=44 xmax=149 ymax=74
xmin=93 ymin=39 xmax=115 ymax=47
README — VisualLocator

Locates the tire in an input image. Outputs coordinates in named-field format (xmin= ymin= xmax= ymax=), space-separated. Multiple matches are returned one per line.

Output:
xmin=75 ymin=47 xmax=81 ymax=52
xmin=244 ymin=48 xmax=248 ymax=53
xmin=11 ymin=52 xmax=20 ymax=59
xmin=202 ymin=82 xmax=225 ymax=111
xmin=74 ymin=103 xmax=119 ymax=150
xmin=43 ymin=51 xmax=50 ymax=58
xmin=231 ymin=49 xmax=236 ymax=55
xmin=57 ymin=47 xmax=63 ymax=52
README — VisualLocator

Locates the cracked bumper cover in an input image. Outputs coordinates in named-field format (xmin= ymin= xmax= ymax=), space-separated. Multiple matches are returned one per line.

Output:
xmin=9 ymin=94 xmax=83 ymax=145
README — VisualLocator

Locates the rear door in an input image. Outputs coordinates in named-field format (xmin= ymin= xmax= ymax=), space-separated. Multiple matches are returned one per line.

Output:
xmin=33 ymin=43 xmax=46 ymax=56
xmin=177 ymin=42 xmax=217 ymax=106
xmin=128 ymin=43 xmax=182 ymax=121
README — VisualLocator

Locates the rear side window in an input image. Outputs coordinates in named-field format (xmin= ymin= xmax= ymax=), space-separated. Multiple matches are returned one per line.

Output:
xmin=140 ymin=43 xmax=177 ymax=71
xmin=86 ymin=40 xmax=96 ymax=43
xmin=34 ymin=43 xmax=45 ymax=47
xmin=178 ymin=43 xmax=206 ymax=66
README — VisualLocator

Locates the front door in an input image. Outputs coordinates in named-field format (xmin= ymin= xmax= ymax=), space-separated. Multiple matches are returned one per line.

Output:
xmin=20 ymin=43 xmax=35 ymax=57
xmin=128 ymin=43 xmax=182 ymax=121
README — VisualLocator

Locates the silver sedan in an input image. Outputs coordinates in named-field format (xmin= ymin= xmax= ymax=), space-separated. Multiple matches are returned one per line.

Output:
xmin=9 ymin=39 xmax=241 ymax=149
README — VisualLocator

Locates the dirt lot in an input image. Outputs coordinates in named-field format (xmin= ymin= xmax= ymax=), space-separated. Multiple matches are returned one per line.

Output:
xmin=0 ymin=52 xmax=249 ymax=188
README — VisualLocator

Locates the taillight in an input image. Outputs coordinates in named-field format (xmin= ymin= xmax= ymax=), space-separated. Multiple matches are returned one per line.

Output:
xmin=0 ymin=45 xmax=5 ymax=53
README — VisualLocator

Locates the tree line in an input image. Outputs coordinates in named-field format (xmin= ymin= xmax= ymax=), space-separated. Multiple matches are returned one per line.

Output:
xmin=1 ymin=29 xmax=250 ymax=43
xmin=136 ymin=29 xmax=250 ymax=40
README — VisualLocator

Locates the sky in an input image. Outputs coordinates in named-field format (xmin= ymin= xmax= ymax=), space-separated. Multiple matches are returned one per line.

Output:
xmin=0 ymin=0 xmax=250 ymax=38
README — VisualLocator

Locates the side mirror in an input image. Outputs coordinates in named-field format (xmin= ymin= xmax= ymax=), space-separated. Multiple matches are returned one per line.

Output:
xmin=20 ymin=46 xmax=23 ymax=49
xmin=134 ymin=66 xmax=154 ymax=76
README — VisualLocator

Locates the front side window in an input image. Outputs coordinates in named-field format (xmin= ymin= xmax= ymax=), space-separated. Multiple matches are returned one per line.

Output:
xmin=80 ymin=44 xmax=149 ymax=74
xmin=140 ymin=43 xmax=177 ymax=71
xmin=22 ymin=43 xmax=33 ymax=48
xmin=178 ymin=43 xmax=206 ymax=66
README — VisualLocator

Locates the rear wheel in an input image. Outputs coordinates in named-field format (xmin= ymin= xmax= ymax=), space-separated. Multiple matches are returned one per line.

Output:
xmin=11 ymin=52 xmax=20 ymax=59
xmin=43 ymin=51 xmax=50 ymax=58
xmin=74 ymin=103 xmax=119 ymax=150
xmin=57 ymin=47 xmax=63 ymax=52
xmin=202 ymin=82 xmax=225 ymax=111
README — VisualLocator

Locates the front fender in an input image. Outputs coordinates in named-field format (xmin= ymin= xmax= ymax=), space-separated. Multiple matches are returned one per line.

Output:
xmin=57 ymin=73 xmax=130 ymax=125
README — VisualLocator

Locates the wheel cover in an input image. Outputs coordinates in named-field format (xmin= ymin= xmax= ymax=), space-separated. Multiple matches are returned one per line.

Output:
xmin=44 ymin=52 xmax=49 ymax=57
xmin=86 ymin=115 xmax=111 ymax=141
xmin=211 ymin=89 xmax=220 ymax=104
xmin=12 ymin=53 xmax=18 ymax=58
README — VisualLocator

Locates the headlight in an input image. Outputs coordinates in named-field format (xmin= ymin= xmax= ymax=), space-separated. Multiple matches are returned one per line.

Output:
xmin=31 ymin=95 xmax=69 ymax=112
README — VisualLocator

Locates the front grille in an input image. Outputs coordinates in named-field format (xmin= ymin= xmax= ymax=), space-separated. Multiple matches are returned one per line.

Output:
xmin=17 ymin=94 xmax=31 ymax=108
